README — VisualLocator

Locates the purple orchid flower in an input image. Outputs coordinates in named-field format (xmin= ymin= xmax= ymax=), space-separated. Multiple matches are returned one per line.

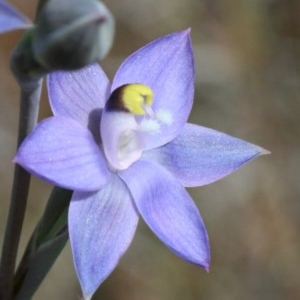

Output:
xmin=14 ymin=29 xmax=267 ymax=299
xmin=0 ymin=0 xmax=32 ymax=33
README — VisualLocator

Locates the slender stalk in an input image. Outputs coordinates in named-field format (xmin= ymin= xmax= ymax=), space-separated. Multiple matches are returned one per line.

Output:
xmin=35 ymin=0 xmax=49 ymax=19
xmin=0 ymin=79 xmax=43 ymax=300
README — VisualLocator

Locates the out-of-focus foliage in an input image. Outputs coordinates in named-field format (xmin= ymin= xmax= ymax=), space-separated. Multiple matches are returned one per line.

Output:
xmin=0 ymin=0 xmax=299 ymax=299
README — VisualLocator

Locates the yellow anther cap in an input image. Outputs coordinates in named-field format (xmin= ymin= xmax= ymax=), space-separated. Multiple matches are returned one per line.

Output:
xmin=107 ymin=84 xmax=154 ymax=115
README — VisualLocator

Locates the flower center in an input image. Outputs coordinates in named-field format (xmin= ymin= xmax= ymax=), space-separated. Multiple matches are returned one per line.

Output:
xmin=105 ymin=83 xmax=154 ymax=115
xmin=121 ymin=84 xmax=154 ymax=115
xmin=101 ymin=84 xmax=171 ymax=171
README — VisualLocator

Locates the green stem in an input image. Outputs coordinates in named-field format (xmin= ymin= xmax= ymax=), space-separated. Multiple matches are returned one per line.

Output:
xmin=35 ymin=0 xmax=49 ymax=19
xmin=13 ymin=187 xmax=72 ymax=299
xmin=0 ymin=79 xmax=43 ymax=300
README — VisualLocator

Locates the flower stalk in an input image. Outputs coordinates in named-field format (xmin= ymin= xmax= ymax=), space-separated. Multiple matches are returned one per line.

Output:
xmin=0 ymin=74 xmax=43 ymax=300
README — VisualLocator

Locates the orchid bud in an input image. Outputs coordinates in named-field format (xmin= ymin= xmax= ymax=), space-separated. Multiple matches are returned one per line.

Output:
xmin=10 ymin=28 xmax=46 ymax=85
xmin=32 ymin=0 xmax=114 ymax=70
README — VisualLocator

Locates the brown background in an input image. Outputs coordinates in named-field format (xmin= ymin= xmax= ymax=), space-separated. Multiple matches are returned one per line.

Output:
xmin=1 ymin=0 xmax=300 ymax=299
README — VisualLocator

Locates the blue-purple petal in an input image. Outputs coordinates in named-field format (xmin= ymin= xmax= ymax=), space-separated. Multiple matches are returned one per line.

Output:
xmin=144 ymin=123 xmax=269 ymax=187
xmin=0 ymin=0 xmax=32 ymax=33
xmin=69 ymin=175 xmax=139 ymax=299
xmin=119 ymin=160 xmax=210 ymax=270
xmin=47 ymin=64 xmax=110 ymax=129
xmin=112 ymin=30 xmax=194 ymax=149
xmin=14 ymin=116 xmax=110 ymax=191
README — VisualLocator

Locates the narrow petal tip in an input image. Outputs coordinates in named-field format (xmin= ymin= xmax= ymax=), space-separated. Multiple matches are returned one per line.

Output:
xmin=183 ymin=27 xmax=191 ymax=35
xmin=192 ymin=254 xmax=210 ymax=272
xmin=202 ymin=251 xmax=210 ymax=272
xmin=257 ymin=146 xmax=271 ymax=156
xmin=0 ymin=0 xmax=32 ymax=33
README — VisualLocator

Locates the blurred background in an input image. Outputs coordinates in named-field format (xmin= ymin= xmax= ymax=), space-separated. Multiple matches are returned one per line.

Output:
xmin=1 ymin=0 xmax=300 ymax=299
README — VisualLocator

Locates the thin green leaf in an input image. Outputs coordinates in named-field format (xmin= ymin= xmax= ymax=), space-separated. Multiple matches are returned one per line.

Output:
xmin=14 ymin=230 xmax=68 ymax=300
xmin=36 ymin=187 xmax=72 ymax=246
xmin=13 ymin=187 xmax=72 ymax=299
